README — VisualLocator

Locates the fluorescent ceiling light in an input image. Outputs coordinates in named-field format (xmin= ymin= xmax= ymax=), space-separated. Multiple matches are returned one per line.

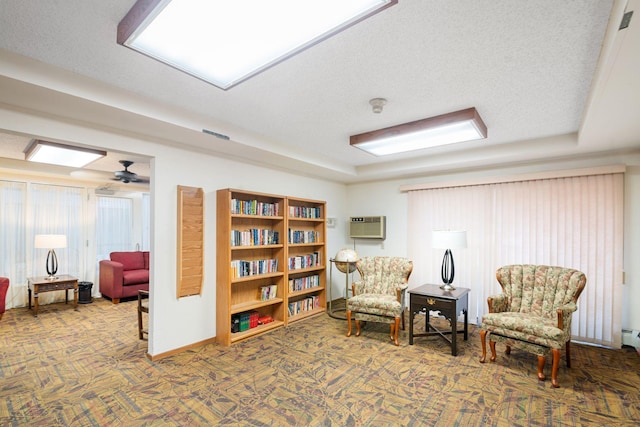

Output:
xmin=25 ymin=140 xmax=106 ymax=168
xmin=118 ymin=0 xmax=396 ymax=90
xmin=350 ymin=107 xmax=488 ymax=156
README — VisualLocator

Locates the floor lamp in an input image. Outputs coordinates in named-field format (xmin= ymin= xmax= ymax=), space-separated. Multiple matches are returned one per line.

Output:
xmin=432 ymin=230 xmax=467 ymax=291
xmin=34 ymin=234 xmax=67 ymax=280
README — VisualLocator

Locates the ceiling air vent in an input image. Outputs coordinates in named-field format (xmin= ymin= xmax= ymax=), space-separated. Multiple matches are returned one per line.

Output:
xmin=619 ymin=10 xmax=633 ymax=30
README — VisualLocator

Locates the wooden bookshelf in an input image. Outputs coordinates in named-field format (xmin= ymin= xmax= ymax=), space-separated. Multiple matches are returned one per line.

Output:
xmin=216 ymin=189 xmax=326 ymax=345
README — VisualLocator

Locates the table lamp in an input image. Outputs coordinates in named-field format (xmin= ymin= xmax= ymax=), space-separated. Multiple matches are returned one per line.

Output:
xmin=34 ymin=234 xmax=67 ymax=280
xmin=432 ymin=230 xmax=467 ymax=291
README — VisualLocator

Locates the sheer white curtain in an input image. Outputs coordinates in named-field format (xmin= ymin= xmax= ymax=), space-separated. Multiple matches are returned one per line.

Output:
xmin=96 ymin=196 xmax=133 ymax=263
xmin=141 ymin=193 xmax=150 ymax=251
xmin=0 ymin=180 xmax=27 ymax=309
xmin=408 ymin=172 xmax=624 ymax=348
xmin=29 ymin=183 xmax=85 ymax=306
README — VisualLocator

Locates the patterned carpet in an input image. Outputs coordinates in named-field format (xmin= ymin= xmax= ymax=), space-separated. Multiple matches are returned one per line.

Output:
xmin=1 ymin=298 xmax=639 ymax=426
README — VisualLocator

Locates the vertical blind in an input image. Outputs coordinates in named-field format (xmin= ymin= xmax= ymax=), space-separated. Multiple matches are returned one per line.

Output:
xmin=407 ymin=172 xmax=624 ymax=348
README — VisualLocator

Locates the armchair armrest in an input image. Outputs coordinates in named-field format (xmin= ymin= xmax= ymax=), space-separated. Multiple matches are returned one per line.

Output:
xmin=487 ymin=294 xmax=509 ymax=313
xmin=395 ymin=283 xmax=408 ymax=303
xmin=556 ymin=302 xmax=578 ymax=330
xmin=99 ymin=260 xmax=124 ymax=298
xmin=352 ymin=279 xmax=365 ymax=296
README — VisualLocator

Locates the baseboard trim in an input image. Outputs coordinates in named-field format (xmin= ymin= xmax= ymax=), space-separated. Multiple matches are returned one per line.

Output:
xmin=147 ymin=337 xmax=217 ymax=361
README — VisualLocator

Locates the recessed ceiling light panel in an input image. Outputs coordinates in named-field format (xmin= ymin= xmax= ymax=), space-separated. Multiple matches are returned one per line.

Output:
xmin=118 ymin=0 xmax=397 ymax=89
xmin=25 ymin=140 xmax=106 ymax=168
xmin=350 ymin=107 xmax=488 ymax=156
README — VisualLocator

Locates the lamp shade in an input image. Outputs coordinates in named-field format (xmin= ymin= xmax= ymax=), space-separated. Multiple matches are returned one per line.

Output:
xmin=34 ymin=234 xmax=67 ymax=249
xmin=432 ymin=230 xmax=467 ymax=249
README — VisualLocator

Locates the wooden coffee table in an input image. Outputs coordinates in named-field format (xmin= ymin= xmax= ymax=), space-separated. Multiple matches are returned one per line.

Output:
xmin=27 ymin=275 xmax=78 ymax=316
xmin=408 ymin=283 xmax=470 ymax=356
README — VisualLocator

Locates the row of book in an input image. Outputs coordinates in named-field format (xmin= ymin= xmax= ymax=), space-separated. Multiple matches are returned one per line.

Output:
xmin=288 ymin=229 xmax=320 ymax=244
xmin=289 ymin=206 xmax=321 ymax=219
xmin=288 ymin=274 xmax=320 ymax=292
xmin=231 ymin=229 xmax=279 ymax=246
xmin=288 ymin=296 xmax=320 ymax=316
xmin=259 ymin=285 xmax=278 ymax=301
xmin=230 ymin=259 xmax=278 ymax=278
xmin=231 ymin=311 xmax=275 ymax=333
xmin=231 ymin=199 xmax=280 ymax=216
xmin=288 ymin=252 xmax=321 ymax=270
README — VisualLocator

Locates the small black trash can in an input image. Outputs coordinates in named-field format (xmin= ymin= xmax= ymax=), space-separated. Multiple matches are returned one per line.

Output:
xmin=78 ymin=281 xmax=93 ymax=304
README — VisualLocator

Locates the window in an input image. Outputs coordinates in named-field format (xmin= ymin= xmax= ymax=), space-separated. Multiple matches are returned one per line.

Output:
xmin=96 ymin=196 xmax=133 ymax=263
xmin=407 ymin=171 xmax=624 ymax=347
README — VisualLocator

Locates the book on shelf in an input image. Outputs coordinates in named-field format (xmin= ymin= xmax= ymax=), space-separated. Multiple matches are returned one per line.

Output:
xmin=231 ymin=229 xmax=279 ymax=246
xmin=288 ymin=295 xmax=320 ymax=316
xmin=231 ymin=259 xmax=278 ymax=278
xmin=231 ymin=198 xmax=280 ymax=216
xmin=287 ymin=252 xmax=321 ymax=270
xmin=289 ymin=206 xmax=321 ymax=219
xmin=259 ymin=284 xmax=278 ymax=301
xmin=288 ymin=274 xmax=320 ymax=292
xmin=288 ymin=228 xmax=320 ymax=244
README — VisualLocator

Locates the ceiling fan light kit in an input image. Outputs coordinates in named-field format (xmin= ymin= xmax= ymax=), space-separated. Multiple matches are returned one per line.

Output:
xmin=350 ymin=107 xmax=488 ymax=156
xmin=114 ymin=160 xmax=149 ymax=184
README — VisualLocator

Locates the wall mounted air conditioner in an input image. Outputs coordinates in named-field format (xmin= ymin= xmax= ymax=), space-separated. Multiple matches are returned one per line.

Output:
xmin=349 ymin=216 xmax=386 ymax=239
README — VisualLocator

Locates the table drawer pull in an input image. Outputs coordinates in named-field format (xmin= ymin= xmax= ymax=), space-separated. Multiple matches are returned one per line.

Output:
xmin=427 ymin=298 xmax=436 ymax=305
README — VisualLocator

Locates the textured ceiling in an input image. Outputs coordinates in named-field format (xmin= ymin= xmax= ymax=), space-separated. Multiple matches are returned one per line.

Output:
xmin=0 ymin=0 xmax=638 ymax=183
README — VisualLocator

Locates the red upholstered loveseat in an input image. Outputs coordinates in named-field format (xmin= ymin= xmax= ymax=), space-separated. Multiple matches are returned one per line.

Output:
xmin=99 ymin=251 xmax=149 ymax=304
xmin=0 ymin=277 xmax=9 ymax=320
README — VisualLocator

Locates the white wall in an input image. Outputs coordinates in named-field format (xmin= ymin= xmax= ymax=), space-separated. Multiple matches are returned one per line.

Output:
xmin=346 ymin=154 xmax=640 ymax=334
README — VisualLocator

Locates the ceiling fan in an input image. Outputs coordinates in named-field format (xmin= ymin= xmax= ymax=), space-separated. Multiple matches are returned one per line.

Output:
xmin=113 ymin=160 xmax=149 ymax=184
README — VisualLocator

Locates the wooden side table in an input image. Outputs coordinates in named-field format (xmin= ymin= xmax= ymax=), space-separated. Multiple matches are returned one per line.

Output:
xmin=27 ymin=275 xmax=78 ymax=317
xmin=408 ymin=284 xmax=470 ymax=356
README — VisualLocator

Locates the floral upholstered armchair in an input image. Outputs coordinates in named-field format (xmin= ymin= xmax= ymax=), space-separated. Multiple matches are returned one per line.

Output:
xmin=346 ymin=256 xmax=413 ymax=346
xmin=480 ymin=264 xmax=587 ymax=387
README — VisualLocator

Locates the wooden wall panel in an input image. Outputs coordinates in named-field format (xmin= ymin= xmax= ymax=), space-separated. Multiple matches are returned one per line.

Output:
xmin=177 ymin=185 xmax=204 ymax=298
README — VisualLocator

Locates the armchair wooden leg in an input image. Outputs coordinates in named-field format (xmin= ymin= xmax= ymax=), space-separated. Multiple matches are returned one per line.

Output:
xmin=355 ymin=319 xmax=362 ymax=337
xmin=537 ymin=355 xmax=546 ymax=381
xmin=112 ymin=298 xmax=120 ymax=304
xmin=551 ymin=349 xmax=561 ymax=388
xmin=392 ymin=317 xmax=400 ymax=346
xmin=489 ymin=339 xmax=497 ymax=362
xmin=346 ymin=310 xmax=352 ymax=337
xmin=480 ymin=330 xmax=488 ymax=363
xmin=401 ymin=309 xmax=405 ymax=331
xmin=565 ymin=341 xmax=572 ymax=368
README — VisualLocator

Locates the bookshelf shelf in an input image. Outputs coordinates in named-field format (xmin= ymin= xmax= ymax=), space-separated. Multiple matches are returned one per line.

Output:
xmin=230 ymin=272 xmax=284 ymax=284
xmin=229 ymin=320 xmax=284 ymax=343
xmin=231 ymin=244 xmax=284 ymax=250
xmin=289 ymin=286 xmax=324 ymax=298
xmin=231 ymin=297 xmax=284 ymax=314
xmin=217 ymin=189 xmax=326 ymax=346
xmin=288 ymin=307 xmax=325 ymax=323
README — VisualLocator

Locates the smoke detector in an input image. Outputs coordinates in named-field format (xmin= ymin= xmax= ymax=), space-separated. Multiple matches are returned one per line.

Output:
xmin=369 ymin=98 xmax=387 ymax=114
